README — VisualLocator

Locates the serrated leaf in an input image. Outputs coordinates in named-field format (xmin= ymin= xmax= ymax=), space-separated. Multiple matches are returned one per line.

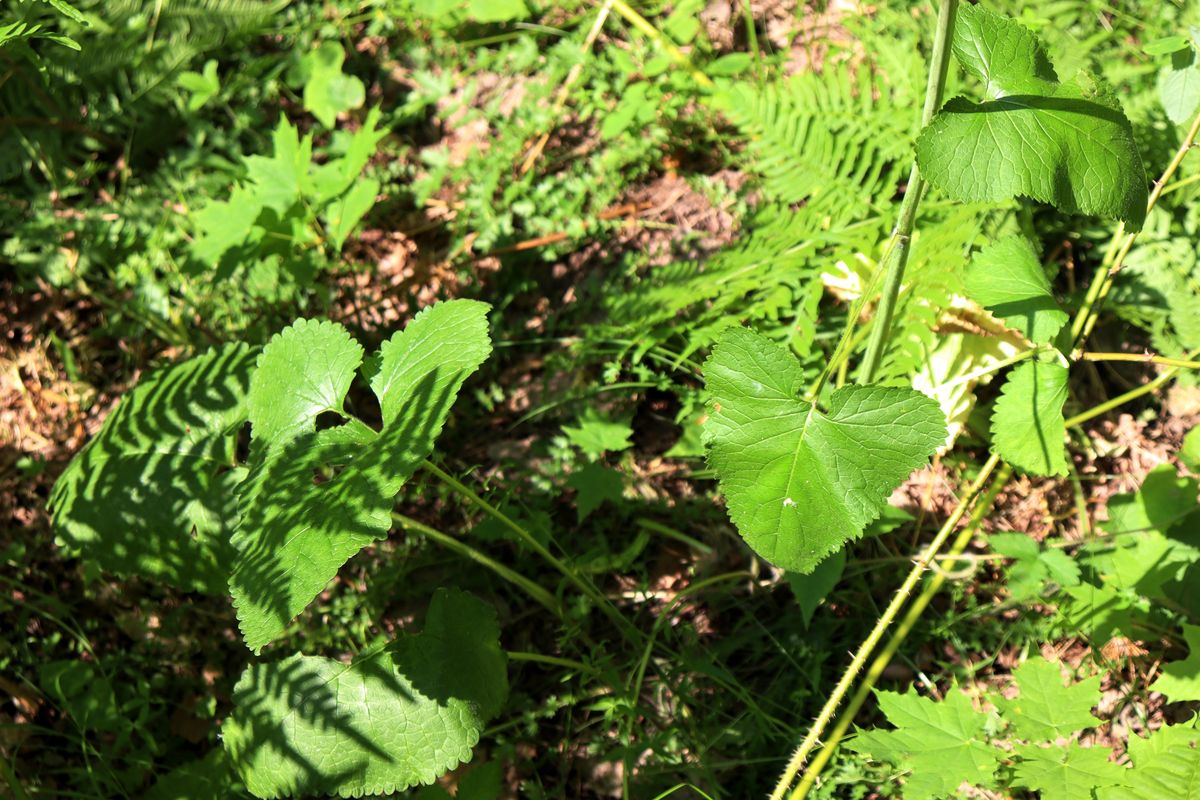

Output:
xmin=966 ymin=236 xmax=1068 ymax=345
xmin=992 ymin=358 xmax=1069 ymax=476
xmin=703 ymin=328 xmax=945 ymax=572
xmin=566 ymin=463 xmax=625 ymax=522
xmin=1151 ymin=624 xmax=1200 ymax=702
xmin=1013 ymin=744 xmax=1127 ymax=800
xmin=1108 ymin=722 xmax=1200 ymax=798
xmin=562 ymin=408 xmax=633 ymax=460
xmin=244 ymin=119 xmax=314 ymax=214
xmin=1059 ymin=582 xmax=1140 ymax=645
xmin=49 ymin=344 xmax=256 ymax=593
xmin=997 ymin=657 xmax=1102 ymax=741
xmin=230 ymin=302 xmax=492 ymax=652
xmin=225 ymin=589 xmax=507 ymax=799
xmin=847 ymin=689 xmax=998 ymax=799
xmin=916 ymin=4 xmax=1148 ymax=230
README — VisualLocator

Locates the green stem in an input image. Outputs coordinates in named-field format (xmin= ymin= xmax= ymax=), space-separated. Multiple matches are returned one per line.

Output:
xmin=789 ymin=464 xmax=1011 ymax=799
xmin=392 ymin=513 xmax=561 ymax=616
xmin=857 ymin=0 xmax=959 ymax=384
xmin=768 ymin=451 xmax=1001 ymax=800
xmin=420 ymin=460 xmax=644 ymax=646
xmin=1079 ymin=351 xmax=1200 ymax=370
xmin=1063 ymin=351 xmax=1198 ymax=428
xmin=507 ymin=650 xmax=601 ymax=675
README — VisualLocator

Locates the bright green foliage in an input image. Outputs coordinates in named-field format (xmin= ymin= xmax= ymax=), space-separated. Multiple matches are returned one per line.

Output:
xmin=703 ymin=328 xmax=945 ymax=572
xmin=1157 ymin=31 xmax=1200 ymax=125
xmin=991 ymin=358 xmax=1070 ymax=476
xmin=563 ymin=408 xmax=634 ymax=460
xmin=49 ymin=344 xmax=257 ymax=594
xmin=1058 ymin=582 xmax=1141 ymax=644
xmin=1150 ymin=624 xmax=1200 ymax=701
xmin=224 ymin=589 xmax=508 ymax=798
xmin=1107 ymin=722 xmax=1200 ymax=798
xmin=298 ymin=42 xmax=365 ymax=127
xmin=1012 ymin=743 xmax=1127 ymax=800
xmin=991 ymin=532 xmax=1080 ymax=600
xmin=1182 ymin=426 xmax=1200 ymax=472
xmin=965 ymin=236 xmax=1068 ymax=345
xmin=997 ymin=658 xmax=1102 ymax=740
xmin=848 ymin=689 xmax=999 ymax=799
xmin=230 ymin=301 xmax=492 ymax=652
xmin=191 ymin=111 xmax=386 ymax=271
xmin=916 ymin=4 xmax=1148 ymax=230
xmin=567 ymin=463 xmax=625 ymax=522
xmin=177 ymin=59 xmax=220 ymax=111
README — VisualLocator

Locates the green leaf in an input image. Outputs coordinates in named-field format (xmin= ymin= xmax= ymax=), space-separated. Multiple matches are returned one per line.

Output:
xmin=177 ymin=59 xmax=220 ymax=111
xmin=230 ymin=302 xmax=492 ymax=652
xmin=39 ymin=660 xmax=125 ymax=734
xmin=566 ymin=463 xmax=625 ymax=522
xmin=302 ymin=42 xmax=365 ymax=128
xmin=786 ymin=548 xmax=846 ymax=627
xmin=244 ymin=119 xmax=314 ymax=214
xmin=145 ymin=749 xmax=243 ymax=800
xmin=310 ymin=108 xmax=388 ymax=203
xmin=225 ymin=589 xmax=507 ymax=798
xmin=1150 ymin=624 xmax=1200 ymax=702
xmin=1146 ymin=36 xmax=1192 ymax=56
xmin=997 ymin=657 xmax=1102 ymax=741
xmin=992 ymin=533 xmax=1080 ymax=600
xmin=991 ymin=358 xmax=1070 ymax=476
xmin=966 ymin=236 xmax=1068 ymax=345
xmin=467 ymin=0 xmax=527 ymax=23
xmin=323 ymin=178 xmax=378 ymax=251
xmin=1108 ymin=722 xmax=1200 ymax=798
xmin=847 ymin=688 xmax=998 ymax=800
xmin=49 ymin=344 xmax=256 ymax=594
xmin=1013 ymin=744 xmax=1127 ymax=800
xmin=563 ymin=408 xmax=634 ymax=460
xmin=704 ymin=328 xmax=945 ymax=572
xmin=916 ymin=4 xmax=1148 ymax=230
xmin=1059 ymin=582 xmax=1140 ymax=644
xmin=1181 ymin=425 xmax=1200 ymax=473
xmin=191 ymin=184 xmax=265 ymax=267
xmin=1159 ymin=42 xmax=1200 ymax=125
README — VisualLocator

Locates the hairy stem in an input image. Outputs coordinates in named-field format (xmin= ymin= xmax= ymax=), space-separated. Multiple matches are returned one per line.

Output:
xmin=768 ymin=451 xmax=1001 ymax=800
xmin=857 ymin=0 xmax=959 ymax=384
xmin=1079 ymin=351 xmax=1200 ymax=370
xmin=790 ymin=464 xmax=1011 ymax=799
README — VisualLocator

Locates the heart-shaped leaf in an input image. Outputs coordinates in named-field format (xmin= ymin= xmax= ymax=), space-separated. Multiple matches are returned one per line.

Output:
xmin=916 ymin=4 xmax=1148 ymax=230
xmin=703 ymin=328 xmax=946 ymax=572
xmin=991 ymin=358 xmax=1069 ymax=476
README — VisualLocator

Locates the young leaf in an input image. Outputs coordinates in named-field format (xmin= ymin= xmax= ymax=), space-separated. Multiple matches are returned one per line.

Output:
xmin=49 ymin=344 xmax=256 ymax=594
xmin=704 ymin=328 xmax=945 ymax=572
xmin=562 ymin=408 xmax=634 ymax=460
xmin=997 ymin=657 xmax=1102 ymax=741
xmin=244 ymin=119 xmax=314 ymax=214
xmin=1149 ymin=624 xmax=1200 ymax=702
xmin=301 ymin=42 xmax=365 ymax=128
xmin=1158 ymin=36 xmax=1200 ymax=125
xmin=322 ymin=177 xmax=379 ymax=251
xmin=1012 ymin=744 xmax=1127 ymax=800
xmin=230 ymin=302 xmax=492 ymax=652
xmin=916 ymin=4 xmax=1148 ymax=230
xmin=847 ymin=689 xmax=999 ymax=799
xmin=966 ymin=236 xmax=1068 ymax=345
xmin=566 ymin=463 xmax=625 ymax=522
xmin=991 ymin=358 xmax=1070 ymax=476
xmin=786 ymin=548 xmax=846 ymax=627
xmin=224 ymin=589 xmax=507 ymax=798
xmin=992 ymin=533 xmax=1080 ymax=599
xmin=177 ymin=59 xmax=220 ymax=111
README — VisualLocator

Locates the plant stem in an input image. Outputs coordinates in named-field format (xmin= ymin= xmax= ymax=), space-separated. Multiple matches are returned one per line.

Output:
xmin=789 ymin=464 xmax=1011 ymax=799
xmin=1064 ymin=351 xmax=1198 ymax=428
xmin=420 ymin=460 xmax=644 ymax=646
xmin=1079 ymin=351 xmax=1200 ymax=370
xmin=767 ymin=451 xmax=1001 ymax=800
xmin=857 ymin=0 xmax=959 ymax=385
xmin=392 ymin=512 xmax=561 ymax=616
xmin=608 ymin=0 xmax=713 ymax=88
xmin=1070 ymin=107 xmax=1200 ymax=350
xmin=507 ymin=650 xmax=601 ymax=675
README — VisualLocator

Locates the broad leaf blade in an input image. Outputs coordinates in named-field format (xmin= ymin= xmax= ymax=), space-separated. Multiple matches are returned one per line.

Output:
xmin=966 ymin=236 xmax=1068 ymax=345
xmin=991 ymin=359 xmax=1070 ymax=476
xmin=997 ymin=657 xmax=1102 ymax=741
xmin=225 ymin=589 xmax=507 ymax=798
xmin=1012 ymin=744 xmax=1126 ymax=800
xmin=49 ymin=344 xmax=256 ymax=593
xmin=916 ymin=5 xmax=1148 ymax=230
xmin=230 ymin=302 xmax=492 ymax=652
xmin=703 ymin=328 xmax=945 ymax=572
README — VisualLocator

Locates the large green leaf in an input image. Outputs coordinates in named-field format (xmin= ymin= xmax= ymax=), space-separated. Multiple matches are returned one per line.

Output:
xmin=1013 ymin=743 xmax=1126 ymax=800
xmin=965 ymin=236 xmax=1068 ymax=345
xmin=847 ymin=689 xmax=999 ymax=799
xmin=49 ymin=344 xmax=256 ymax=594
xmin=991 ymin=358 xmax=1070 ymax=476
xmin=703 ymin=328 xmax=945 ymax=572
xmin=225 ymin=589 xmax=508 ymax=799
xmin=230 ymin=302 xmax=492 ymax=652
xmin=916 ymin=4 xmax=1148 ymax=230
xmin=996 ymin=657 xmax=1102 ymax=741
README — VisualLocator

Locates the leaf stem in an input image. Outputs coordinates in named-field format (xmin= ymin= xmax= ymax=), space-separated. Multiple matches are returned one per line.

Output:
xmin=1063 ymin=350 xmax=1198 ymax=428
xmin=1078 ymin=351 xmax=1200 ymax=370
xmin=391 ymin=512 xmax=562 ymax=616
xmin=506 ymin=650 xmax=601 ymax=675
xmin=767 ymin=451 xmax=1000 ymax=800
xmin=789 ymin=463 xmax=1011 ymax=799
xmin=420 ymin=460 xmax=644 ymax=646
xmin=857 ymin=0 xmax=959 ymax=385
xmin=1070 ymin=107 xmax=1200 ymax=350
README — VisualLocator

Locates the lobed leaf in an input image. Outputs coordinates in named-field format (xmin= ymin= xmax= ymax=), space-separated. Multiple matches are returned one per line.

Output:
xmin=997 ymin=657 xmax=1102 ymax=741
xmin=916 ymin=4 xmax=1148 ymax=230
xmin=703 ymin=328 xmax=945 ymax=572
